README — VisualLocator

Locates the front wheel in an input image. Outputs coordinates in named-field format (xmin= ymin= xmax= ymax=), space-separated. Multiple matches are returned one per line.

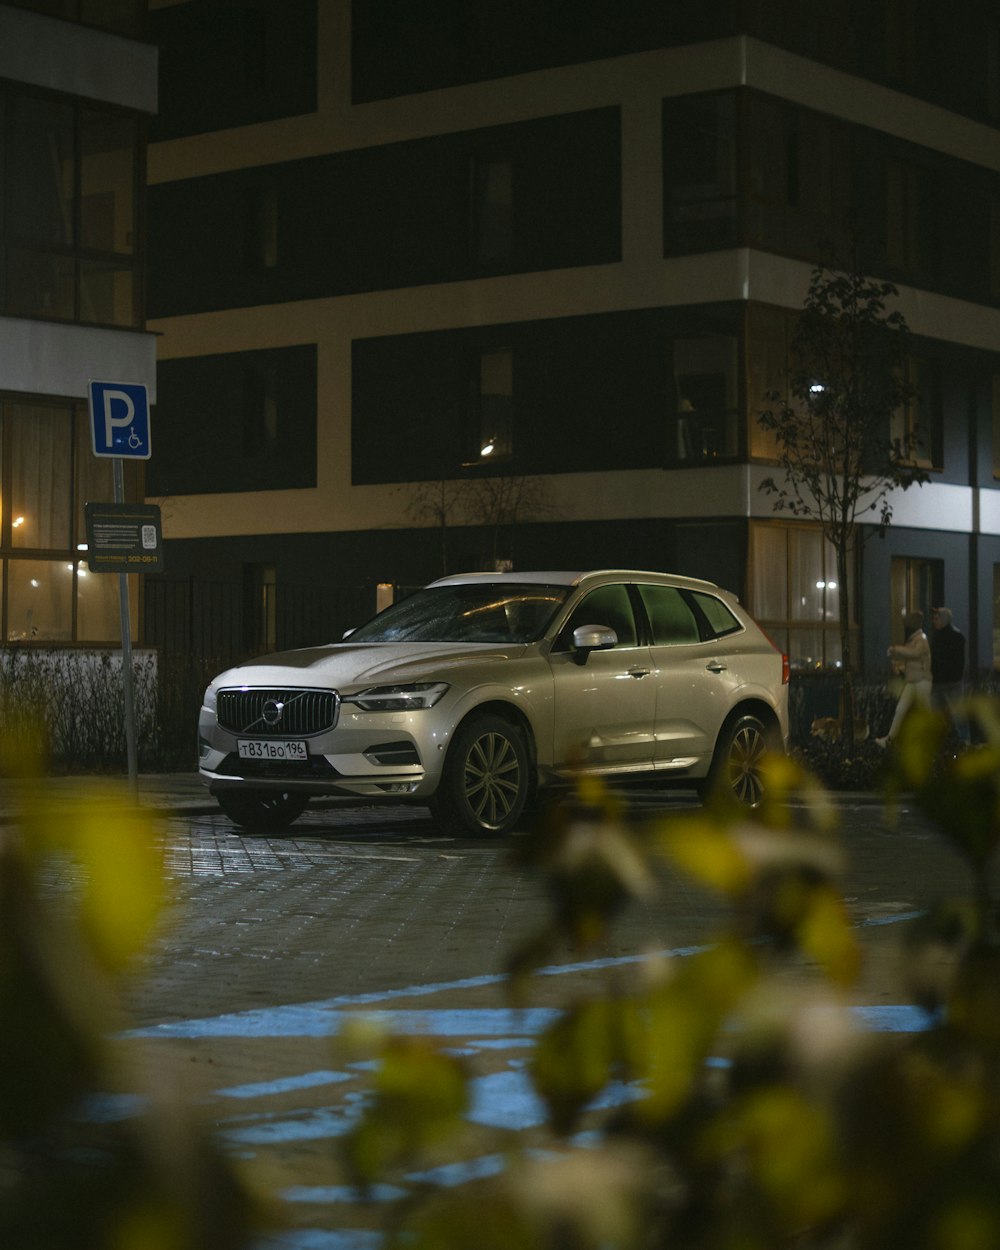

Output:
xmin=432 ymin=714 xmax=530 ymax=836
xmin=215 ymin=788 xmax=309 ymax=832
xmin=701 ymin=713 xmax=772 ymax=808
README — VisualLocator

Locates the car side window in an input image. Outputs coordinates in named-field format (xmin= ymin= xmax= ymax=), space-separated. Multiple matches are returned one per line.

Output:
xmin=690 ymin=590 xmax=742 ymax=639
xmin=561 ymin=584 xmax=638 ymax=648
xmin=637 ymin=584 xmax=700 ymax=646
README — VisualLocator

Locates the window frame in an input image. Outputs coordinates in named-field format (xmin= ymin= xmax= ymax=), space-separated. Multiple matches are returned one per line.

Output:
xmin=1 ymin=83 xmax=143 ymax=330
xmin=0 ymin=394 xmax=142 ymax=644
xmin=748 ymin=520 xmax=856 ymax=672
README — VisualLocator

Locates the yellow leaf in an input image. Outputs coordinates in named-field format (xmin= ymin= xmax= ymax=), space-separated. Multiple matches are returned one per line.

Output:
xmin=797 ymin=885 xmax=862 ymax=987
xmin=656 ymin=816 xmax=751 ymax=896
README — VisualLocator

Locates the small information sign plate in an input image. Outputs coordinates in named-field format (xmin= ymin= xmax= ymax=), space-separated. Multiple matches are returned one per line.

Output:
xmin=84 ymin=502 xmax=164 ymax=574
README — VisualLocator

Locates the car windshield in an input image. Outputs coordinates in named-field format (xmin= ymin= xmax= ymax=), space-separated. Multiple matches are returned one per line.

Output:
xmin=347 ymin=583 xmax=571 ymax=644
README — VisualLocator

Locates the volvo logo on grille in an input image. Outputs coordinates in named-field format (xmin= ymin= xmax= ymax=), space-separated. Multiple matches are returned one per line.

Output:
xmin=262 ymin=699 xmax=285 ymax=727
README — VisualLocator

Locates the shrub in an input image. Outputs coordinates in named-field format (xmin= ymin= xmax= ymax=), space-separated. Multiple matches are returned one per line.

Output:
xmin=0 ymin=647 xmax=159 ymax=774
xmin=339 ymin=709 xmax=1000 ymax=1249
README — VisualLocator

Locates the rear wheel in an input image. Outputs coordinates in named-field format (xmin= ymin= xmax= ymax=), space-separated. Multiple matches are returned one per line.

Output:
xmin=432 ymin=714 xmax=530 ymax=835
xmin=215 ymin=788 xmax=309 ymax=831
xmin=701 ymin=713 xmax=771 ymax=808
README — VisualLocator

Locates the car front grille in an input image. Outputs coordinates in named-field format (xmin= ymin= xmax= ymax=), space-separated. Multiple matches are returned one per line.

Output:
xmin=217 ymin=687 xmax=340 ymax=737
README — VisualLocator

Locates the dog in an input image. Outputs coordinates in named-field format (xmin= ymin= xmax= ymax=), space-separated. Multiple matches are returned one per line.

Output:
xmin=810 ymin=716 xmax=869 ymax=743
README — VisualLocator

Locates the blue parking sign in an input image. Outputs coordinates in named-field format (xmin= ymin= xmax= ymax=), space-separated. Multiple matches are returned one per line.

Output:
xmin=89 ymin=381 xmax=151 ymax=459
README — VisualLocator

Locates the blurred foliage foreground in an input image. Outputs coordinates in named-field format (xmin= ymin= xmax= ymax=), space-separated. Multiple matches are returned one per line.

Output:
xmin=4 ymin=705 xmax=1000 ymax=1249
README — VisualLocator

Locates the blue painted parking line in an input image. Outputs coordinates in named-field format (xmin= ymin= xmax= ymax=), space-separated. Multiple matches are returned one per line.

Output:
xmin=114 ymin=911 xmax=940 ymax=1249
xmin=219 ymin=1071 xmax=353 ymax=1100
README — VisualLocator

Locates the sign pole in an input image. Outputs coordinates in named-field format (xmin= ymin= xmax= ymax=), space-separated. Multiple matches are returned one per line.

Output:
xmin=88 ymin=380 xmax=155 ymax=800
xmin=113 ymin=457 xmax=139 ymax=797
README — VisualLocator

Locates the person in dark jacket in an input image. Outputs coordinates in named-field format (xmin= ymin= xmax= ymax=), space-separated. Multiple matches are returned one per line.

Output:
xmin=930 ymin=606 xmax=968 ymax=742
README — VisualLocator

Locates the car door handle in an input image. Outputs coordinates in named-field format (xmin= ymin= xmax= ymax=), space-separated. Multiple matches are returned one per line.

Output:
xmin=627 ymin=667 xmax=651 ymax=679
xmin=706 ymin=660 xmax=728 ymax=673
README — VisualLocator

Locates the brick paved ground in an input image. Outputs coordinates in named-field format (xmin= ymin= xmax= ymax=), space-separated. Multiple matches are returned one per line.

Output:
xmin=6 ymin=776 xmax=991 ymax=1248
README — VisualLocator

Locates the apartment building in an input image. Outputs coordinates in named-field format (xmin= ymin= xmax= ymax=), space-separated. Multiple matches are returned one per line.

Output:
xmin=145 ymin=0 xmax=1000 ymax=675
xmin=0 ymin=0 xmax=156 ymax=645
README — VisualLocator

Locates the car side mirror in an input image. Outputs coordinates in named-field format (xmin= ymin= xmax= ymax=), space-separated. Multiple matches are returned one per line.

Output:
xmin=571 ymin=624 xmax=617 ymax=665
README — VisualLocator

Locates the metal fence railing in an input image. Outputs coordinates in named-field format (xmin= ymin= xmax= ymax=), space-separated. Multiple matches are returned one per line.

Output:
xmin=142 ymin=578 xmax=380 ymax=668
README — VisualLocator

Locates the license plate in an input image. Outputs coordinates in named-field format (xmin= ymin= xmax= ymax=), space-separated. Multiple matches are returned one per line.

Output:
xmin=237 ymin=739 xmax=308 ymax=761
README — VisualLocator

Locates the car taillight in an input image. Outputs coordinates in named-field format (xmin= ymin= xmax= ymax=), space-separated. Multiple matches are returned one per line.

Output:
xmin=762 ymin=629 xmax=790 ymax=685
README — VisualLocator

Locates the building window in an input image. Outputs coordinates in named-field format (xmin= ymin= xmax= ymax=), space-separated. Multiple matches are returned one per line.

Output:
xmin=1 ymin=397 xmax=138 ymax=642
xmin=471 ymin=155 xmax=513 ymax=268
xmin=150 ymin=344 xmax=317 ymax=496
xmin=989 ymin=22 xmax=1000 ymax=121
xmin=9 ymin=404 xmax=73 ymax=551
xmin=890 ymin=556 xmax=942 ymax=642
xmin=749 ymin=521 xmax=854 ymax=671
xmin=884 ymin=0 xmax=923 ymax=89
xmin=993 ymin=565 xmax=1000 ymax=669
xmin=992 ymin=374 xmax=1000 ymax=479
xmin=472 ymin=348 xmax=513 ymax=464
xmin=893 ymin=355 xmax=942 ymax=470
xmin=747 ymin=304 xmax=795 ymax=461
xmin=243 ymin=563 xmax=276 ymax=654
xmin=991 ymin=196 xmax=1000 ymax=299
xmin=748 ymin=98 xmax=852 ymax=259
xmin=1 ymin=87 xmax=140 ymax=328
xmin=746 ymin=96 xmax=799 ymax=246
xmin=244 ymin=186 xmax=278 ymax=270
xmin=663 ymin=93 xmax=738 ymax=254
xmin=886 ymin=157 xmax=939 ymax=283
xmin=672 ymin=333 xmax=739 ymax=462
xmin=243 ymin=363 xmax=279 ymax=458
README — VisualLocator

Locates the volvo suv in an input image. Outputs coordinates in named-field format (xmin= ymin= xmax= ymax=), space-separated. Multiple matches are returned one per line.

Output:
xmin=198 ymin=569 xmax=789 ymax=835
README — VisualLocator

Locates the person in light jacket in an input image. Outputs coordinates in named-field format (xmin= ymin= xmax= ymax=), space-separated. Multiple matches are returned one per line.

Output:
xmin=876 ymin=610 xmax=932 ymax=747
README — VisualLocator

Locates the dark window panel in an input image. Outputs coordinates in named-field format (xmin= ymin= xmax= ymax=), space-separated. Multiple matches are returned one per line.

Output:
xmin=663 ymin=93 xmax=739 ymax=254
xmin=351 ymin=0 xmax=738 ymax=104
xmin=5 ymin=248 xmax=76 ymax=320
xmin=351 ymin=306 xmax=744 ymax=485
xmin=150 ymin=0 xmax=317 ymax=141
xmin=148 ymin=108 xmax=620 ymax=318
xmin=9 ymin=95 xmax=75 ymax=247
xmin=147 ymin=345 xmax=318 ymax=496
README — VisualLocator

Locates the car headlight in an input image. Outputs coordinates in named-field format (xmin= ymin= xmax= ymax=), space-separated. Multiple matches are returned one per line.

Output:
xmin=203 ymin=684 xmax=218 ymax=713
xmin=348 ymin=682 xmax=449 ymax=712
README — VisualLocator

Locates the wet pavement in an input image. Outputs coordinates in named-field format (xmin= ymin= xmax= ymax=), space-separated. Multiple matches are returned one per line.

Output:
xmin=2 ymin=775 xmax=978 ymax=1249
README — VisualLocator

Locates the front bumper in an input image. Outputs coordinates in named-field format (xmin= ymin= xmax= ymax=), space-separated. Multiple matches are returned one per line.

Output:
xmin=198 ymin=702 xmax=447 ymax=799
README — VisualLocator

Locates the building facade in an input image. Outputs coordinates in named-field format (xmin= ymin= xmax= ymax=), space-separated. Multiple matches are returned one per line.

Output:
xmin=0 ymin=0 xmax=156 ymax=645
xmin=145 ymin=0 xmax=1000 ymax=676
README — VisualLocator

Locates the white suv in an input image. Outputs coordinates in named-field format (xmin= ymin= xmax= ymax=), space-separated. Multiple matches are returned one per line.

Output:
xmin=198 ymin=570 xmax=789 ymax=834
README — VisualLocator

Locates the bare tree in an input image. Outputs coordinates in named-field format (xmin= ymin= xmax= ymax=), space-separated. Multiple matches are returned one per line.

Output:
xmin=400 ymin=478 xmax=471 ymax=576
xmin=757 ymin=261 xmax=928 ymax=746
xmin=401 ymin=474 xmax=556 ymax=575
xmin=462 ymin=474 xmax=556 ymax=571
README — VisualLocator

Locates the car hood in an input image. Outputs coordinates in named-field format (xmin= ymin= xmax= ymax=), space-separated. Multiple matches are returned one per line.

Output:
xmin=209 ymin=642 xmax=529 ymax=692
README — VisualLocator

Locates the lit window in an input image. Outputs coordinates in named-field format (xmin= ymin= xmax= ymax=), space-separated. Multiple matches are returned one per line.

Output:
xmin=475 ymin=348 xmax=513 ymax=463
xmin=749 ymin=521 xmax=854 ymax=670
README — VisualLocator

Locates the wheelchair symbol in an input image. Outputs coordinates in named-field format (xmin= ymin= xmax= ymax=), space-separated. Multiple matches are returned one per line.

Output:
xmin=128 ymin=428 xmax=142 ymax=449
